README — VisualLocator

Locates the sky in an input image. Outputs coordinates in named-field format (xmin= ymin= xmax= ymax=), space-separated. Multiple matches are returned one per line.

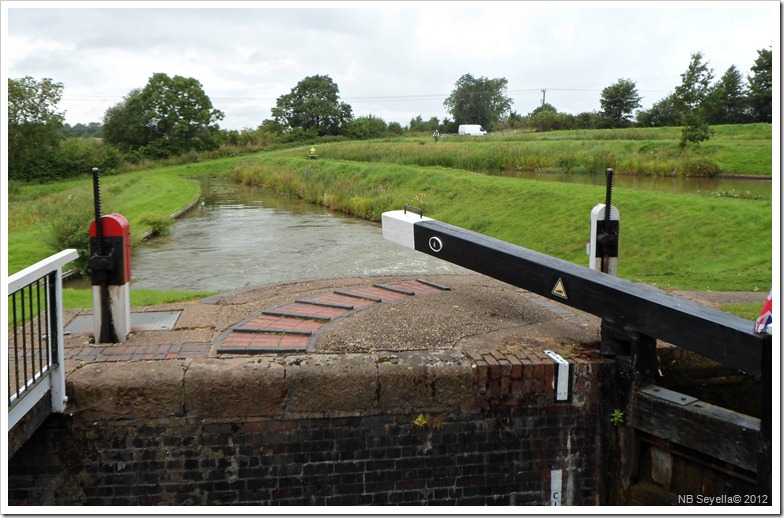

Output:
xmin=2 ymin=1 xmax=779 ymax=131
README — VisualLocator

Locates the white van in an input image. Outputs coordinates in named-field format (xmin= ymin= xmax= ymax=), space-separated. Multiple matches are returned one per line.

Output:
xmin=458 ymin=124 xmax=487 ymax=136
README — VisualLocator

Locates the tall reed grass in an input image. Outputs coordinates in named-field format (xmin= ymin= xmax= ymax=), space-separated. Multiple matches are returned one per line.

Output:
xmin=230 ymin=156 xmax=772 ymax=291
xmin=276 ymin=123 xmax=771 ymax=177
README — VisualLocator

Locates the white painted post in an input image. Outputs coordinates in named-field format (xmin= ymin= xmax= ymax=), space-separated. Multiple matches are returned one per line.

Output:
xmin=50 ymin=265 xmax=68 ymax=413
xmin=92 ymin=283 xmax=131 ymax=342
xmin=89 ymin=212 xmax=132 ymax=343
xmin=381 ymin=209 xmax=432 ymax=250
xmin=544 ymin=350 xmax=571 ymax=401
xmin=550 ymin=469 xmax=563 ymax=506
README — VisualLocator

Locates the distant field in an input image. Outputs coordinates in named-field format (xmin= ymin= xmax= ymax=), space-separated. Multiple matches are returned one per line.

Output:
xmin=273 ymin=123 xmax=772 ymax=177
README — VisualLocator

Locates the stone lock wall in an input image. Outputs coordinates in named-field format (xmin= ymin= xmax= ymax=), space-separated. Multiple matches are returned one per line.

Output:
xmin=8 ymin=349 xmax=609 ymax=506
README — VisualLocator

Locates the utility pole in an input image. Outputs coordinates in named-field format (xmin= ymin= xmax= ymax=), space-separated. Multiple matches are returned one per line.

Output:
xmin=541 ymin=89 xmax=546 ymax=107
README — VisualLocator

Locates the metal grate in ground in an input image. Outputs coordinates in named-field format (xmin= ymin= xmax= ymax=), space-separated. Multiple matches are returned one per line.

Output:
xmin=65 ymin=311 xmax=183 ymax=335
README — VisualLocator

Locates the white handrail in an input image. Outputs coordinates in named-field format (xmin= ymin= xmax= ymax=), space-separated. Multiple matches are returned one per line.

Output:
xmin=8 ymin=249 xmax=79 ymax=294
xmin=8 ymin=249 xmax=78 ymax=430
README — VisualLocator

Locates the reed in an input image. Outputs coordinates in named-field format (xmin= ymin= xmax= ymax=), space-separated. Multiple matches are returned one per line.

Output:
xmin=9 ymin=124 xmax=773 ymax=294
xmin=274 ymin=123 xmax=772 ymax=177
xmin=230 ymin=156 xmax=772 ymax=291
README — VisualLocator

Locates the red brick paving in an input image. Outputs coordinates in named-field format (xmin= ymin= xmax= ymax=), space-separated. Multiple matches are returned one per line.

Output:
xmin=219 ymin=332 xmax=310 ymax=354
xmin=262 ymin=302 xmax=347 ymax=320
xmin=65 ymin=342 xmax=210 ymax=363
xmin=385 ymin=279 xmax=449 ymax=295
xmin=239 ymin=314 xmax=324 ymax=333
xmin=62 ymin=280 xmax=452 ymax=361
xmin=337 ymin=286 xmax=410 ymax=303
xmin=217 ymin=280 xmax=450 ymax=355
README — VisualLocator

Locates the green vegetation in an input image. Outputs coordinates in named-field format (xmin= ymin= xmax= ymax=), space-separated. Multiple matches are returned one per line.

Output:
xmin=8 ymin=126 xmax=773 ymax=313
xmin=8 ymin=161 xmax=224 ymax=274
xmin=61 ymin=288 xmax=218 ymax=310
xmin=230 ymin=154 xmax=772 ymax=292
xmin=9 ymin=46 xmax=772 ymax=315
xmin=610 ymin=409 xmax=625 ymax=427
xmin=719 ymin=303 xmax=764 ymax=321
xmin=9 ymin=47 xmax=772 ymax=182
xmin=103 ymin=73 xmax=224 ymax=160
xmin=444 ymin=74 xmax=512 ymax=130
xmin=271 ymin=123 xmax=772 ymax=177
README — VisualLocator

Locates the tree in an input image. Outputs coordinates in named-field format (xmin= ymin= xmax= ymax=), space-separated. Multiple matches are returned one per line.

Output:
xmin=525 ymin=104 xmax=560 ymax=132
xmin=679 ymin=111 xmax=713 ymax=149
xmin=441 ymin=117 xmax=458 ymax=134
xmin=344 ymin=115 xmax=388 ymax=140
xmin=407 ymin=115 xmax=439 ymax=133
xmin=701 ymin=66 xmax=748 ymax=125
xmin=52 ymin=137 xmax=122 ymax=178
xmin=499 ymin=110 xmax=523 ymax=130
xmin=747 ymin=47 xmax=772 ymax=122
xmin=408 ymin=115 xmax=425 ymax=132
xmin=673 ymin=52 xmax=715 ymax=147
xmin=387 ymin=121 xmax=404 ymax=135
xmin=103 ymin=73 xmax=224 ymax=158
xmin=522 ymin=104 xmax=575 ymax=132
xmin=600 ymin=78 xmax=641 ymax=127
xmin=8 ymin=76 xmax=65 ymax=180
xmin=271 ymin=75 xmax=353 ymax=137
xmin=673 ymin=51 xmax=714 ymax=113
xmin=573 ymin=111 xmax=603 ymax=129
xmin=63 ymin=122 xmax=103 ymax=138
xmin=636 ymin=94 xmax=681 ymax=127
xmin=443 ymin=74 xmax=512 ymax=130
xmin=140 ymin=73 xmax=224 ymax=153
xmin=102 ymin=88 xmax=147 ymax=152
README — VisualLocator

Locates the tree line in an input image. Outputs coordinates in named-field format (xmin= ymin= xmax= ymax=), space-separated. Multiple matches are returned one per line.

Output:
xmin=8 ymin=48 xmax=771 ymax=182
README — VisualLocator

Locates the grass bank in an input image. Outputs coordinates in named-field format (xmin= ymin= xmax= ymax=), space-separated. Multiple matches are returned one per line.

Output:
xmin=8 ymin=160 xmax=235 ymax=307
xmin=7 ymin=159 xmax=238 ymax=275
xmin=60 ymin=288 xmax=217 ymax=310
xmin=8 ymin=124 xmax=773 ymax=305
xmin=274 ymin=123 xmax=772 ymax=177
xmin=231 ymin=156 xmax=772 ymax=291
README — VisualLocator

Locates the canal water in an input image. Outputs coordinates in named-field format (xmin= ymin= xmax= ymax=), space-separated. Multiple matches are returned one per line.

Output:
xmin=500 ymin=171 xmax=772 ymax=197
xmin=129 ymin=178 xmax=467 ymax=292
xmin=127 ymin=173 xmax=770 ymax=293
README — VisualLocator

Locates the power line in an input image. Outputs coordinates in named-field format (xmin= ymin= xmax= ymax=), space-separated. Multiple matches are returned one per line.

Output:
xmin=61 ymin=83 xmax=672 ymax=107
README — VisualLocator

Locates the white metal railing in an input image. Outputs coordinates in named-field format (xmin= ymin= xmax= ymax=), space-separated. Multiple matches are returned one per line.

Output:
xmin=7 ymin=249 xmax=78 ymax=431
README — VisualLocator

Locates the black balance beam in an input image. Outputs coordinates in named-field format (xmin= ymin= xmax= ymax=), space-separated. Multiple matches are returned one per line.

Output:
xmin=382 ymin=209 xmax=769 ymax=376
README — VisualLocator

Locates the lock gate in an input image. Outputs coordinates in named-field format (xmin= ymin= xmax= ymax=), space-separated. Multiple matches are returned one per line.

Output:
xmin=382 ymin=209 xmax=772 ymax=504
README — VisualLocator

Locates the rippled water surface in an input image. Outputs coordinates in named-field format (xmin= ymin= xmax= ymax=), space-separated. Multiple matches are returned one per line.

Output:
xmin=129 ymin=178 xmax=467 ymax=292
xmin=500 ymin=171 xmax=772 ymax=196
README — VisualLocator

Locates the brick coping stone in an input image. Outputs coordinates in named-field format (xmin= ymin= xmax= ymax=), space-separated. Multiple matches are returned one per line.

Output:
xmin=57 ymin=273 xmax=610 ymax=420
xmin=62 ymin=274 xmax=601 ymax=365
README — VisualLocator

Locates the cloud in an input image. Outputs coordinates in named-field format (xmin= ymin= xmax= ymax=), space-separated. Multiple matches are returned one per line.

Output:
xmin=4 ymin=2 xmax=776 ymax=129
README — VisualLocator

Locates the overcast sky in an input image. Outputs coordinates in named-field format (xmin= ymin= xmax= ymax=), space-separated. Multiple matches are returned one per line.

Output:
xmin=3 ymin=1 xmax=778 ymax=130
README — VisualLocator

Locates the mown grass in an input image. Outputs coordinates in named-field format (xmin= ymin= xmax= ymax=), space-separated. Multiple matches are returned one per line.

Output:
xmin=61 ymin=288 xmax=218 ymax=310
xmin=8 ymin=161 xmax=236 ymax=308
xmin=719 ymin=303 xmax=764 ymax=321
xmin=8 ymin=124 xmax=774 ymax=311
xmin=231 ymin=156 xmax=772 ymax=291
xmin=275 ymin=123 xmax=772 ymax=176
xmin=7 ymin=160 xmax=237 ymax=275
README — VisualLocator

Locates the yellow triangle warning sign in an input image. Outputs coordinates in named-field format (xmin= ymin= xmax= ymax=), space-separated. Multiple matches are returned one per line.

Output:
xmin=552 ymin=278 xmax=568 ymax=299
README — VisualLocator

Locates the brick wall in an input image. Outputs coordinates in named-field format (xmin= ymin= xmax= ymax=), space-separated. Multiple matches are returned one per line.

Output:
xmin=8 ymin=349 xmax=609 ymax=506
